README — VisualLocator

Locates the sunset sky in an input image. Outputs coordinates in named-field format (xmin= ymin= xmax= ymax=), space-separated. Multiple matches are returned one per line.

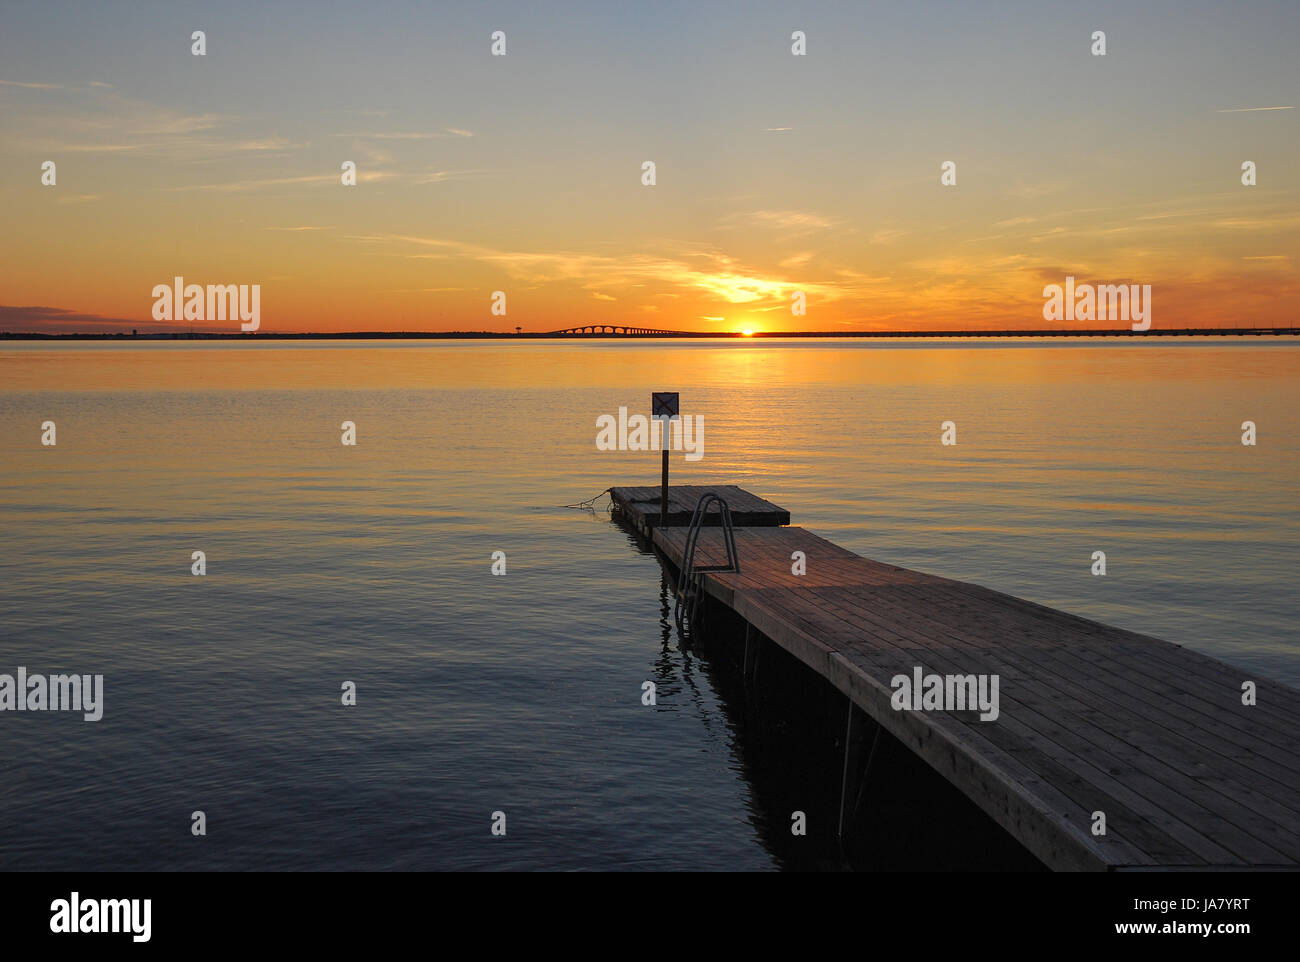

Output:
xmin=1 ymin=0 xmax=1297 ymax=334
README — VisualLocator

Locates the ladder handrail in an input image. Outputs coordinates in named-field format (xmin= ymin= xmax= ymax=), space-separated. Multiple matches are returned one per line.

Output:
xmin=674 ymin=493 xmax=740 ymax=637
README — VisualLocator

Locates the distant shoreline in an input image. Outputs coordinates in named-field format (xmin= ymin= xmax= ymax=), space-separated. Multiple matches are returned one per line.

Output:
xmin=2 ymin=328 xmax=1298 ymax=341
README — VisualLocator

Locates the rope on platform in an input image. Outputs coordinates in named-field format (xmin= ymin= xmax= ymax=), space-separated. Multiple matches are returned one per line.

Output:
xmin=561 ymin=487 xmax=612 ymax=511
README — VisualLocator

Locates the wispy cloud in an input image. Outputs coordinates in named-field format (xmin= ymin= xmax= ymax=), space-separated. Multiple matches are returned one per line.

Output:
xmin=0 ymin=79 xmax=113 ymax=90
xmin=870 ymin=228 xmax=907 ymax=245
xmin=1007 ymin=181 xmax=1065 ymax=200
xmin=350 ymin=233 xmax=851 ymax=305
xmin=716 ymin=209 xmax=841 ymax=243
xmin=167 ymin=172 xmax=393 ymax=192
xmin=332 ymin=128 xmax=474 ymax=139
xmin=47 ymin=133 xmax=299 ymax=155
xmin=732 ymin=209 xmax=838 ymax=231
xmin=1216 ymin=105 xmax=1295 ymax=112
xmin=1215 ymin=212 xmax=1300 ymax=230
xmin=0 ymin=305 xmax=145 ymax=333
xmin=3 ymin=83 xmax=308 ymax=159
xmin=412 ymin=168 xmax=497 ymax=185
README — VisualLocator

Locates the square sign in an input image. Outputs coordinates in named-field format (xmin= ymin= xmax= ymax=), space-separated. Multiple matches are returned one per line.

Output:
xmin=652 ymin=392 xmax=679 ymax=419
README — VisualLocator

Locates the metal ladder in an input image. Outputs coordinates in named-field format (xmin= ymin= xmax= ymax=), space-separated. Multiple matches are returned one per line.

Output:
xmin=674 ymin=493 xmax=741 ymax=639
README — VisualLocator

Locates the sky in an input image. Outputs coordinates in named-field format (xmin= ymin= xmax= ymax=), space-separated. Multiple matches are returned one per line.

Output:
xmin=1 ymin=0 xmax=1297 ymax=334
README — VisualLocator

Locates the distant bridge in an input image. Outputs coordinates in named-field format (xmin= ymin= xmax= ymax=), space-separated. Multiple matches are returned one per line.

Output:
xmin=546 ymin=325 xmax=686 ymax=336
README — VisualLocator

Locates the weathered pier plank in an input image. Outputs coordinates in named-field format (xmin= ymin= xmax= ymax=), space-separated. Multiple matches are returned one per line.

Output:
xmin=609 ymin=484 xmax=789 ymax=530
xmin=610 ymin=486 xmax=1300 ymax=871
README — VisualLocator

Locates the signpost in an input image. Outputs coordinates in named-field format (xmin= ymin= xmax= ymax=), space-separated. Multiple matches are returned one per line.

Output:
xmin=652 ymin=392 xmax=679 ymax=527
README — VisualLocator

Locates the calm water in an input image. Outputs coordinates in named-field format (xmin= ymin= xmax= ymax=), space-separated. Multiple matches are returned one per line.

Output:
xmin=1 ymin=339 xmax=1297 ymax=870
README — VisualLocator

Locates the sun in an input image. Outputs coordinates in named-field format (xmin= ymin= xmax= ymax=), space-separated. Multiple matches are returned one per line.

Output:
xmin=742 ymin=328 xmax=755 ymax=337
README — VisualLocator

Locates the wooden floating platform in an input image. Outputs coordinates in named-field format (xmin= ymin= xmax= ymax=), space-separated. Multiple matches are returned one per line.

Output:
xmin=609 ymin=484 xmax=789 ymax=531
xmin=610 ymin=485 xmax=1300 ymax=871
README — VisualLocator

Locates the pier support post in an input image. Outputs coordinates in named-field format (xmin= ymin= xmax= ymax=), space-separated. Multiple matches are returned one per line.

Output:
xmin=742 ymin=622 xmax=760 ymax=686
xmin=838 ymin=702 xmax=863 ymax=840
xmin=838 ymin=701 xmax=882 ymax=844
xmin=660 ymin=449 xmax=668 ymax=527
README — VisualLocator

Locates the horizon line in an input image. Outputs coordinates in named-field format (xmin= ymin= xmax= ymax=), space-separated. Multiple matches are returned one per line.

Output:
xmin=3 ymin=327 xmax=1299 ymax=341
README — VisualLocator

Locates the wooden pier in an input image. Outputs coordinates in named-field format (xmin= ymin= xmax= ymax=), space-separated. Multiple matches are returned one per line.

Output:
xmin=608 ymin=484 xmax=789 ymax=530
xmin=610 ymin=484 xmax=1300 ymax=871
